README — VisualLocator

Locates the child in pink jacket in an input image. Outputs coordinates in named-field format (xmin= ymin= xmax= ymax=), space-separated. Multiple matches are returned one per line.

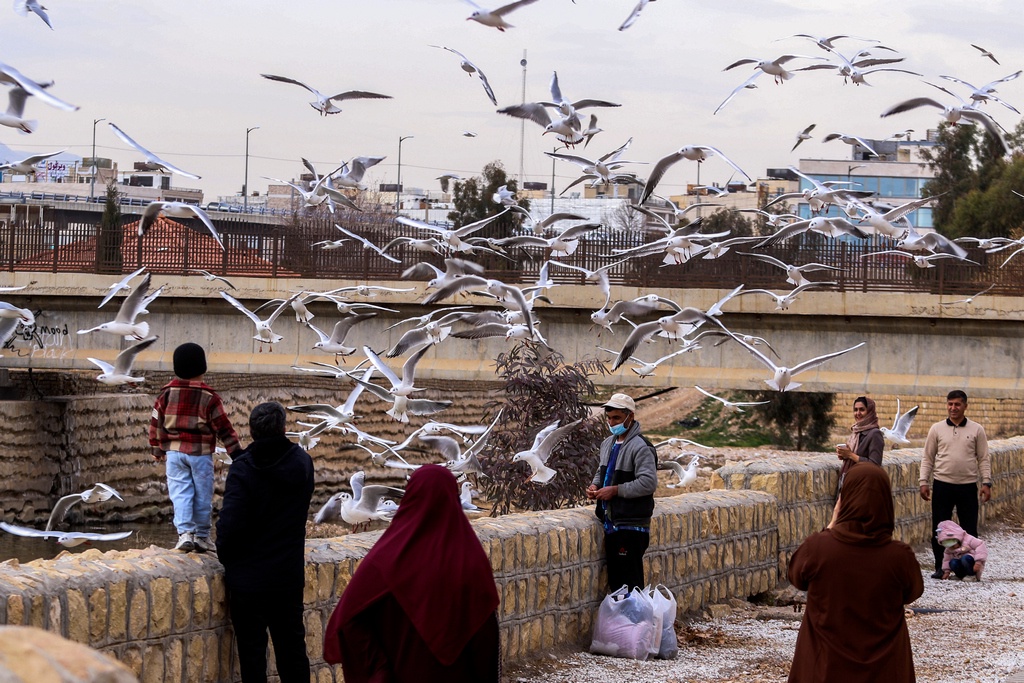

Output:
xmin=937 ymin=520 xmax=988 ymax=581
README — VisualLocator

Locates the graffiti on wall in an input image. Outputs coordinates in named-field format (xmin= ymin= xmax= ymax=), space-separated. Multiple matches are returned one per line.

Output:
xmin=2 ymin=311 xmax=73 ymax=359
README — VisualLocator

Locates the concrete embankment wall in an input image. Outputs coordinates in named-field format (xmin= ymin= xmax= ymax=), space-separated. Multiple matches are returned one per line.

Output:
xmin=0 ymin=439 xmax=1020 ymax=682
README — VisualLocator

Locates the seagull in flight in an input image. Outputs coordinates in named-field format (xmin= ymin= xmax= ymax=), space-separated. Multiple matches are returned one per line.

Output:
xmin=98 ymin=266 xmax=146 ymax=309
xmin=791 ymin=124 xmax=816 ymax=151
xmin=108 ymin=123 xmax=200 ymax=179
xmin=431 ymin=46 xmax=497 ymax=105
xmin=723 ymin=54 xmax=824 ymax=84
xmin=464 ymin=0 xmax=541 ymax=31
xmin=314 ymin=471 xmax=404 ymax=529
xmin=45 ymin=483 xmax=123 ymax=531
xmin=739 ymin=252 xmax=841 ymax=287
xmin=880 ymin=82 xmax=1008 ymax=154
xmin=87 ymin=336 xmax=159 ymax=385
xmin=880 ymin=398 xmax=918 ymax=445
xmin=14 ymin=0 xmax=52 ymax=29
xmin=660 ymin=453 xmax=702 ymax=489
xmin=693 ymin=385 xmax=770 ymax=413
xmin=0 ymin=522 xmax=132 ymax=547
xmin=0 ymin=149 xmax=65 ymax=174
xmin=139 ymin=202 xmax=224 ymax=250
xmin=511 ymin=418 xmax=584 ymax=484
xmin=0 ymin=60 xmax=78 ymax=112
xmin=640 ymin=145 xmax=751 ymax=205
xmin=728 ymin=335 xmax=867 ymax=392
xmin=971 ymin=44 xmax=999 ymax=64
xmin=260 ymin=73 xmax=392 ymax=115
xmin=940 ymin=284 xmax=995 ymax=307
xmin=219 ymin=290 xmax=302 ymax=350
xmin=190 ymin=269 xmax=236 ymax=290
xmin=619 ymin=0 xmax=656 ymax=30
xmin=78 ymin=273 xmax=154 ymax=340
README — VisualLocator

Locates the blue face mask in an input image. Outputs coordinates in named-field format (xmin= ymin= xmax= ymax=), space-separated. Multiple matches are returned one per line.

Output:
xmin=610 ymin=423 xmax=627 ymax=436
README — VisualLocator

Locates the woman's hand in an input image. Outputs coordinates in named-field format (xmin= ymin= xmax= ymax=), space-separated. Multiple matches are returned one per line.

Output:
xmin=836 ymin=444 xmax=857 ymax=462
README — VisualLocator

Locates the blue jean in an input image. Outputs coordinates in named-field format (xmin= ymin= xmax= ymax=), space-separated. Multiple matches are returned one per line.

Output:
xmin=166 ymin=451 xmax=214 ymax=537
xmin=950 ymin=554 xmax=976 ymax=579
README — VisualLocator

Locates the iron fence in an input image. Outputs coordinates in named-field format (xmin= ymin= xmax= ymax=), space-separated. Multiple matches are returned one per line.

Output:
xmin=0 ymin=212 xmax=1019 ymax=297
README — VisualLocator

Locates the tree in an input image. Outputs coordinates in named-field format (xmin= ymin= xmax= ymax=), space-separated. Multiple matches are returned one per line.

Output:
xmin=699 ymin=207 xmax=755 ymax=237
xmin=97 ymin=181 xmax=123 ymax=273
xmin=478 ymin=342 xmax=607 ymax=516
xmin=448 ymin=160 xmax=529 ymax=239
xmin=753 ymin=391 xmax=836 ymax=451
xmin=920 ymin=123 xmax=979 ymax=235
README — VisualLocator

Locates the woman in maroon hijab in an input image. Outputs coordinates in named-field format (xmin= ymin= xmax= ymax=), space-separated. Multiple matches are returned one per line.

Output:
xmin=323 ymin=465 xmax=500 ymax=682
xmin=788 ymin=463 xmax=924 ymax=683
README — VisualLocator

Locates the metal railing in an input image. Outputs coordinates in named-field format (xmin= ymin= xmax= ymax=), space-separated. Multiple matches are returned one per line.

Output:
xmin=0 ymin=213 xmax=1019 ymax=297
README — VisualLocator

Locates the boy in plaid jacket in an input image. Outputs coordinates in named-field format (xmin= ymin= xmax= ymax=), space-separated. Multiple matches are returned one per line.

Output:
xmin=149 ymin=343 xmax=241 ymax=552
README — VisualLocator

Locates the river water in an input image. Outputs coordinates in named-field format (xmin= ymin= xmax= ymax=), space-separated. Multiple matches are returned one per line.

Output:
xmin=0 ymin=523 xmax=181 ymax=564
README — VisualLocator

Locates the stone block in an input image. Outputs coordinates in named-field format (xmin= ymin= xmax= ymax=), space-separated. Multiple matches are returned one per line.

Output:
xmin=203 ymin=632 xmax=219 ymax=683
xmin=150 ymin=578 xmax=172 ymax=637
xmin=122 ymin=644 xmax=144 ymax=679
xmin=542 ymin=614 xmax=555 ymax=649
xmin=46 ymin=595 xmax=60 ymax=634
xmin=502 ymin=582 xmax=516 ymax=618
xmin=109 ymin=582 xmax=127 ymax=640
xmin=186 ymin=634 xmax=204 ymax=683
xmin=317 ymin=565 xmax=333 ymax=602
xmin=304 ymin=564 xmax=318 ymax=605
xmin=173 ymin=581 xmax=190 ymax=632
xmin=306 ymin=609 xmax=324 ymax=661
xmin=192 ymin=577 xmax=210 ymax=628
xmin=210 ymin=573 xmax=226 ymax=622
xmin=166 ymin=637 xmax=183 ymax=683
xmin=142 ymin=644 xmax=164 ymax=683
xmin=87 ymin=588 xmax=107 ymax=646
xmin=523 ymin=533 xmax=538 ymax=569
xmin=65 ymin=589 xmax=88 ymax=644
xmin=535 ymin=574 xmax=549 ymax=611
xmin=128 ymin=587 xmax=148 ymax=640
xmin=5 ymin=595 xmax=22 ymax=626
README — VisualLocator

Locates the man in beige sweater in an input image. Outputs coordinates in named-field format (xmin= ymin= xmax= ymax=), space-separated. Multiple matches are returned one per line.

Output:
xmin=919 ymin=390 xmax=991 ymax=579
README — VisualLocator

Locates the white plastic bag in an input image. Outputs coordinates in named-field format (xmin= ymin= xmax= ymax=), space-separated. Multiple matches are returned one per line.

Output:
xmin=590 ymin=585 xmax=656 ymax=660
xmin=642 ymin=584 xmax=663 ymax=656
xmin=648 ymin=584 xmax=679 ymax=659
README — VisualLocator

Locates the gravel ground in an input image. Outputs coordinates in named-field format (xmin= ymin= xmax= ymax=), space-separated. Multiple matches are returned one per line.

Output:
xmin=505 ymin=520 xmax=1024 ymax=683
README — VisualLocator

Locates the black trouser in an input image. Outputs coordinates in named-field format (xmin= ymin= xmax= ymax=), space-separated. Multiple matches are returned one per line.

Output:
xmin=227 ymin=586 xmax=310 ymax=683
xmin=931 ymin=479 xmax=979 ymax=573
xmin=604 ymin=529 xmax=649 ymax=592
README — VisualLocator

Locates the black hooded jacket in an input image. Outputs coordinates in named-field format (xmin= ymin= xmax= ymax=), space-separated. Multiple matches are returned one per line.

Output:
xmin=215 ymin=434 xmax=314 ymax=592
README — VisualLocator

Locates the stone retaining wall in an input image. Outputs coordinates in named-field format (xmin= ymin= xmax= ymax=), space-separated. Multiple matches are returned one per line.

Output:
xmin=0 ymin=439 xmax=1020 ymax=682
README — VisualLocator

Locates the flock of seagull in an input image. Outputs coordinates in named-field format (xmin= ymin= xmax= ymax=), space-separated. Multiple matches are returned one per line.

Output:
xmin=1 ymin=2 xmax=1021 ymax=544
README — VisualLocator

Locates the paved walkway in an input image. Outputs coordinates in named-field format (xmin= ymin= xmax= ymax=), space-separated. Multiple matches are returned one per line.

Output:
xmin=506 ymin=523 xmax=1024 ymax=683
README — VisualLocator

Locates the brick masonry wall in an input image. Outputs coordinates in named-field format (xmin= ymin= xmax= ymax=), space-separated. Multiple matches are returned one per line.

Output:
xmin=831 ymin=392 xmax=1024 ymax=441
xmin=0 ymin=440 xmax=1019 ymax=682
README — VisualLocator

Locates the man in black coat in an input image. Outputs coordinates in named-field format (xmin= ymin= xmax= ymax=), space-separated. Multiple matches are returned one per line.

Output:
xmin=216 ymin=401 xmax=315 ymax=683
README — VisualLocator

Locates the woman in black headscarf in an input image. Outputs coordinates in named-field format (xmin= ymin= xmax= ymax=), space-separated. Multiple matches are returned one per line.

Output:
xmin=788 ymin=463 xmax=923 ymax=683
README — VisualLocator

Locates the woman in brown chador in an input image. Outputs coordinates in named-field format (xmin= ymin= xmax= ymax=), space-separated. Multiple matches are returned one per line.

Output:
xmin=788 ymin=463 xmax=923 ymax=683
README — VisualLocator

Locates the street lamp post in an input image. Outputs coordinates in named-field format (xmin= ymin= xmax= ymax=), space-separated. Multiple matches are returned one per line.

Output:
xmin=244 ymin=126 xmax=260 ymax=212
xmin=847 ymin=163 xmax=866 ymax=185
xmin=90 ymin=118 xmax=105 ymax=201
xmin=550 ymin=144 xmax=567 ymax=213
xmin=396 ymin=135 xmax=414 ymax=214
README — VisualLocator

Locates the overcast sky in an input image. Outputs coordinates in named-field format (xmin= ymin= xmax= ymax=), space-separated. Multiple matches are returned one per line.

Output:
xmin=5 ymin=0 xmax=1021 ymax=202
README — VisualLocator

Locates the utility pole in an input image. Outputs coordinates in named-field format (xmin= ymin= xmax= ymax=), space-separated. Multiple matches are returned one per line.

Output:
xmin=396 ymin=135 xmax=414 ymax=214
xmin=244 ymin=126 xmax=259 ymax=212
xmin=90 ymin=118 xmax=105 ymax=201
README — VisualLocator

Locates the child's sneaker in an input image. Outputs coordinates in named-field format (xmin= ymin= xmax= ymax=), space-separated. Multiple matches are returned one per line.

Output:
xmin=175 ymin=533 xmax=195 ymax=552
xmin=193 ymin=536 xmax=214 ymax=554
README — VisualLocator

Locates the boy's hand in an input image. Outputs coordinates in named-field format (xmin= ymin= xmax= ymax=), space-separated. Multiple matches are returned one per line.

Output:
xmin=941 ymin=571 xmax=950 ymax=580
xmin=974 ymin=562 xmax=984 ymax=580
xmin=152 ymin=450 xmax=166 ymax=462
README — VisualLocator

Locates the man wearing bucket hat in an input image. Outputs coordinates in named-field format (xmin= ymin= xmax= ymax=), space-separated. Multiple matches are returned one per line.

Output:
xmin=586 ymin=392 xmax=658 ymax=592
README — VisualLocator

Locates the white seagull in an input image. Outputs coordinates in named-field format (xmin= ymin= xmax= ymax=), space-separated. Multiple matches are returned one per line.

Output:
xmin=0 ymin=149 xmax=65 ymax=174
xmin=0 ymin=522 xmax=132 ymax=548
xmin=693 ymin=385 xmax=770 ymax=413
xmin=660 ymin=453 xmax=702 ymax=489
xmin=219 ymin=290 xmax=302 ymax=350
xmin=14 ymin=0 xmax=52 ymax=29
xmin=190 ymin=269 xmax=236 ymax=289
xmin=87 ymin=336 xmax=159 ymax=385
xmin=640 ymin=145 xmax=752 ymax=205
xmin=108 ymin=123 xmax=200 ymax=180
xmin=729 ymin=335 xmax=867 ymax=392
xmin=45 ymin=483 xmax=123 ymax=531
xmin=0 ymin=60 xmax=78 ymax=112
xmin=260 ymin=73 xmax=392 ymax=115
xmin=139 ymin=202 xmax=224 ymax=250
xmin=464 ymin=0 xmax=540 ymax=30
xmin=880 ymin=398 xmax=919 ymax=446
xmin=431 ymin=46 xmax=497 ymax=105
xmin=306 ymin=314 xmax=376 ymax=360
xmin=98 ymin=267 xmax=146 ymax=309
xmin=511 ymin=418 xmax=584 ymax=484
xmin=739 ymin=252 xmax=841 ymax=287
xmin=313 ymin=471 xmax=404 ymax=528
xmin=77 ymin=273 xmax=154 ymax=340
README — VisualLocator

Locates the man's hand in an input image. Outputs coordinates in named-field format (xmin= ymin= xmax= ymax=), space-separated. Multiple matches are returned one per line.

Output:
xmin=980 ymin=484 xmax=991 ymax=503
xmin=594 ymin=485 xmax=618 ymax=501
xmin=585 ymin=484 xmax=598 ymax=500
xmin=919 ymin=484 xmax=930 ymax=501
